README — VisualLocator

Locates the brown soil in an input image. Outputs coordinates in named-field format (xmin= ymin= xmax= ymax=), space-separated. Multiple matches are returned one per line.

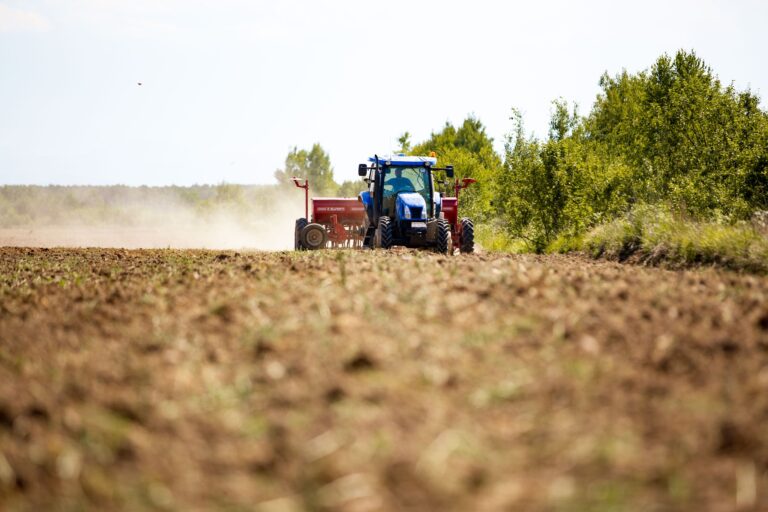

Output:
xmin=1 ymin=248 xmax=767 ymax=511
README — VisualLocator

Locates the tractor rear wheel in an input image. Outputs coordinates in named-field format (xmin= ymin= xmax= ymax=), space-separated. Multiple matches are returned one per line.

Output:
xmin=460 ymin=218 xmax=474 ymax=254
xmin=300 ymin=223 xmax=328 ymax=250
xmin=375 ymin=217 xmax=393 ymax=249
xmin=436 ymin=218 xmax=452 ymax=254
xmin=294 ymin=218 xmax=308 ymax=250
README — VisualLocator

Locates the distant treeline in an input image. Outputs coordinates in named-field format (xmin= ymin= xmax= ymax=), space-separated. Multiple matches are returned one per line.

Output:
xmin=0 ymin=184 xmax=292 ymax=227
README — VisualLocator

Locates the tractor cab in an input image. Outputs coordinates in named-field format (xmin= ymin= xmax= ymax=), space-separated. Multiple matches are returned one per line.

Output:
xmin=381 ymin=165 xmax=432 ymax=220
xmin=376 ymin=159 xmax=439 ymax=232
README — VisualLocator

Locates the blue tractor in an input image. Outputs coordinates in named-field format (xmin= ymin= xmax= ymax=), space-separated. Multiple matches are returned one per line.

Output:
xmin=357 ymin=154 xmax=475 ymax=253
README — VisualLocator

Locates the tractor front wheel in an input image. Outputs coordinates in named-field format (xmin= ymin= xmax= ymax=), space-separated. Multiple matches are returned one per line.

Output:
xmin=300 ymin=223 xmax=328 ymax=250
xmin=294 ymin=218 xmax=308 ymax=250
xmin=375 ymin=217 xmax=393 ymax=249
xmin=460 ymin=218 xmax=474 ymax=254
xmin=436 ymin=218 xmax=452 ymax=254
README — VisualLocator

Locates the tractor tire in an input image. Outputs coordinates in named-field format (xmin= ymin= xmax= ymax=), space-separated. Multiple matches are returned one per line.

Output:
xmin=460 ymin=218 xmax=475 ymax=254
xmin=294 ymin=218 xmax=308 ymax=250
xmin=300 ymin=223 xmax=328 ymax=250
xmin=375 ymin=217 xmax=393 ymax=249
xmin=436 ymin=218 xmax=452 ymax=254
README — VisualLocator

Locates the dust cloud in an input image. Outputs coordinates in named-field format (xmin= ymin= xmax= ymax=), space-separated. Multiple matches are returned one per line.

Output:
xmin=0 ymin=185 xmax=307 ymax=250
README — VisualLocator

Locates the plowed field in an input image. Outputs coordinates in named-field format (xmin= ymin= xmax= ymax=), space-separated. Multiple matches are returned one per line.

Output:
xmin=1 ymin=248 xmax=768 ymax=511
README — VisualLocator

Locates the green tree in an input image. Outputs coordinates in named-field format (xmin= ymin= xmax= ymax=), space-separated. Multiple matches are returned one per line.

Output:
xmin=337 ymin=179 xmax=367 ymax=198
xmin=397 ymin=132 xmax=411 ymax=153
xmin=587 ymin=50 xmax=768 ymax=217
xmin=411 ymin=117 xmax=503 ymax=222
xmin=274 ymin=144 xmax=338 ymax=196
xmin=499 ymin=110 xmax=570 ymax=250
xmin=549 ymin=98 xmax=579 ymax=142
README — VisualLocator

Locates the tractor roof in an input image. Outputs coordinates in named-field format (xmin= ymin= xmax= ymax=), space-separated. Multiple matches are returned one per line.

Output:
xmin=368 ymin=154 xmax=437 ymax=167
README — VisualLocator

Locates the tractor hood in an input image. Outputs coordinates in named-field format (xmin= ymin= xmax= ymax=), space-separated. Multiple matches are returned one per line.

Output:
xmin=396 ymin=193 xmax=428 ymax=220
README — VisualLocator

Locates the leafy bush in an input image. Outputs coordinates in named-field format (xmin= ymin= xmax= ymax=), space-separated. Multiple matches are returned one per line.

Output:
xmin=580 ymin=206 xmax=768 ymax=272
xmin=475 ymin=223 xmax=527 ymax=253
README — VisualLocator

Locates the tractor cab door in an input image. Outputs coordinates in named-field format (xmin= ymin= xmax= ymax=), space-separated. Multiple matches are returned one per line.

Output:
xmin=370 ymin=166 xmax=382 ymax=224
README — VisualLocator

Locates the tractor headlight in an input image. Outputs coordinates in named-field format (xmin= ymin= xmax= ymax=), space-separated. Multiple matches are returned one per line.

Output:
xmin=402 ymin=207 xmax=411 ymax=219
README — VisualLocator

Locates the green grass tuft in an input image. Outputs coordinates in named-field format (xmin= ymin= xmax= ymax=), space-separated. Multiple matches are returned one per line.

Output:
xmin=476 ymin=224 xmax=529 ymax=253
xmin=569 ymin=206 xmax=768 ymax=273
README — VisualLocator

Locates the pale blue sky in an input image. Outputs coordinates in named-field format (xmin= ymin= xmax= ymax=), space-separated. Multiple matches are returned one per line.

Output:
xmin=1 ymin=0 xmax=766 ymax=186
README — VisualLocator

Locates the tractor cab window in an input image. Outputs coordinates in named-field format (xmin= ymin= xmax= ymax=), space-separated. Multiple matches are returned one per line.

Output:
xmin=382 ymin=166 xmax=430 ymax=202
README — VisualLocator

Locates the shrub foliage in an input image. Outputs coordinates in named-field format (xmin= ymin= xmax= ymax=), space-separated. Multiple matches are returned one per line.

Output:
xmin=498 ymin=50 xmax=768 ymax=250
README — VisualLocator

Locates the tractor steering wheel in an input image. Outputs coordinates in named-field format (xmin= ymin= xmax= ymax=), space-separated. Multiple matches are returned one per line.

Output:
xmin=399 ymin=184 xmax=416 ymax=193
xmin=384 ymin=184 xmax=416 ymax=197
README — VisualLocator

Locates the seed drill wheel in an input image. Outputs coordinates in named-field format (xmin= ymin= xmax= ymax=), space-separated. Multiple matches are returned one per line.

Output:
xmin=460 ymin=218 xmax=475 ymax=254
xmin=294 ymin=218 xmax=308 ymax=250
xmin=300 ymin=223 xmax=328 ymax=250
